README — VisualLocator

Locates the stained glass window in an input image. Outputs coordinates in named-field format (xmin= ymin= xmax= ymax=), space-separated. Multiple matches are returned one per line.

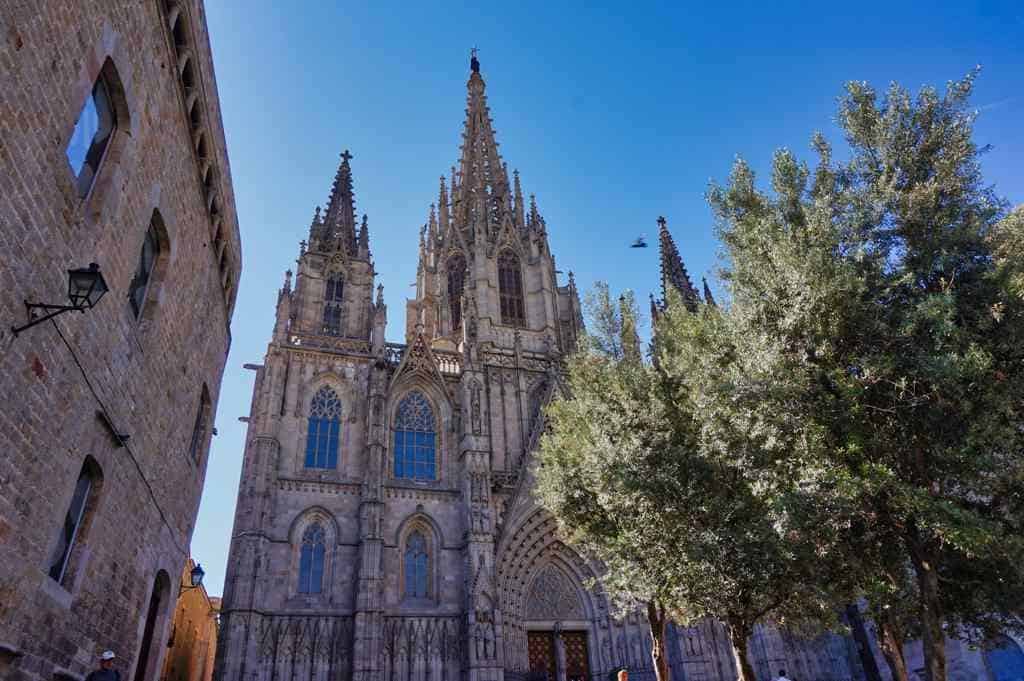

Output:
xmin=447 ymin=254 xmax=466 ymax=331
xmin=304 ymin=387 xmax=341 ymax=469
xmin=298 ymin=522 xmax=326 ymax=594
xmin=498 ymin=251 xmax=525 ymax=326
xmin=393 ymin=391 xmax=436 ymax=481
xmin=322 ymin=274 xmax=344 ymax=335
xmin=404 ymin=530 xmax=429 ymax=599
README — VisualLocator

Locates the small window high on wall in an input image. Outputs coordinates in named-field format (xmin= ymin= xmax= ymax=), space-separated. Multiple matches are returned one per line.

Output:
xmin=447 ymin=254 xmax=467 ymax=332
xmin=322 ymin=274 xmax=344 ymax=335
xmin=498 ymin=251 xmax=525 ymax=327
xmin=128 ymin=219 xmax=161 ymax=319
xmin=66 ymin=73 xmax=117 ymax=198
xmin=47 ymin=461 xmax=98 ymax=584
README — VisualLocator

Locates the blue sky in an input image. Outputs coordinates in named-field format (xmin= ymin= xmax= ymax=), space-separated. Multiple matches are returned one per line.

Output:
xmin=194 ymin=0 xmax=1024 ymax=594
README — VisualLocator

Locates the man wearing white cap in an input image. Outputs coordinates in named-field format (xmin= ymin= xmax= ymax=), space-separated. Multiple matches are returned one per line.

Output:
xmin=85 ymin=651 xmax=120 ymax=681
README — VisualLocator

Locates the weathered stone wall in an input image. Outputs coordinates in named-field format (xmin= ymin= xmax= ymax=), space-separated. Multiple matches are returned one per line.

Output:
xmin=0 ymin=1 xmax=239 ymax=680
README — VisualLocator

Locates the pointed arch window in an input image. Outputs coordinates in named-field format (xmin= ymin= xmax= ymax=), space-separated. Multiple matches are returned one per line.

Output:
xmin=66 ymin=68 xmax=118 ymax=198
xmin=298 ymin=522 xmax=326 ymax=594
xmin=128 ymin=217 xmax=162 ymax=319
xmin=322 ymin=273 xmax=345 ymax=335
xmin=304 ymin=387 xmax=341 ymax=469
xmin=403 ymin=530 xmax=429 ymax=599
xmin=498 ymin=250 xmax=525 ymax=326
xmin=393 ymin=391 xmax=436 ymax=481
xmin=47 ymin=461 xmax=99 ymax=584
xmin=447 ymin=254 xmax=467 ymax=332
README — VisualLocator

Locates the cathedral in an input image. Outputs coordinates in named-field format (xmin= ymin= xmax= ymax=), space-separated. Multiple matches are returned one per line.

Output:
xmin=215 ymin=56 xmax=881 ymax=681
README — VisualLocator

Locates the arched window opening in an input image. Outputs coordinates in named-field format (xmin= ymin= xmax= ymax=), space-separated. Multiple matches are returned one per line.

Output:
xmin=403 ymin=530 xmax=429 ymax=599
xmin=188 ymin=385 xmax=212 ymax=464
xmin=447 ymin=254 xmax=467 ymax=332
xmin=322 ymin=273 xmax=344 ymax=335
xmin=189 ymin=100 xmax=201 ymax=131
xmin=304 ymin=387 xmax=341 ymax=469
xmin=171 ymin=13 xmax=188 ymax=52
xmin=47 ymin=461 xmax=99 ymax=584
xmin=528 ymin=380 xmax=548 ymax=436
xmin=134 ymin=570 xmax=170 ymax=681
xmin=128 ymin=216 xmax=163 ymax=319
xmin=181 ymin=59 xmax=196 ymax=90
xmin=498 ymin=251 xmax=525 ymax=327
xmin=66 ymin=68 xmax=118 ymax=198
xmin=298 ymin=522 xmax=326 ymax=594
xmin=393 ymin=391 xmax=436 ymax=481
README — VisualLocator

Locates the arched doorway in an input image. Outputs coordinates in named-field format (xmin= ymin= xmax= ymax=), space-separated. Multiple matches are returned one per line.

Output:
xmin=985 ymin=636 xmax=1024 ymax=681
xmin=524 ymin=564 xmax=590 ymax=681
xmin=134 ymin=569 xmax=171 ymax=681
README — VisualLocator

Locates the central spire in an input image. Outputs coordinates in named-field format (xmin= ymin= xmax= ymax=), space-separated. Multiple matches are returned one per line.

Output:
xmin=452 ymin=50 xmax=511 ymax=241
xmin=657 ymin=216 xmax=701 ymax=312
xmin=320 ymin=149 xmax=358 ymax=255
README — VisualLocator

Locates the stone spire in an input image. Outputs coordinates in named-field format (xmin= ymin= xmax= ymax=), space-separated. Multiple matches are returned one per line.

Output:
xmin=657 ymin=216 xmax=700 ymax=311
xmin=358 ymin=213 xmax=370 ymax=258
xmin=702 ymin=277 xmax=717 ymax=308
xmin=438 ymin=176 xmax=450 ymax=238
xmin=453 ymin=50 xmax=510 ymax=240
xmin=321 ymin=149 xmax=358 ymax=255
xmin=513 ymin=169 xmax=525 ymax=231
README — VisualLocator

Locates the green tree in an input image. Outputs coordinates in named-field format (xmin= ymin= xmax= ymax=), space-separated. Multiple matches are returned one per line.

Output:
xmin=537 ymin=285 xmax=852 ymax=681
xmin=703 ymin=71 xmax=1024 ymax=681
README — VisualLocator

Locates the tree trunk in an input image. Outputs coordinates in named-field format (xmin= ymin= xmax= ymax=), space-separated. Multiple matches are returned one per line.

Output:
xmin=878 ymin=612 xmax=910 ymax=681
xmin=726 ymin=620 xmax=756 ymax=681
xmin=908 ymin=530 xmax=947 ymax=681
xmin=845 ymin=604 xmax=883 ymax=681
xmin=646 ymin=601 xmax=671 ymax=681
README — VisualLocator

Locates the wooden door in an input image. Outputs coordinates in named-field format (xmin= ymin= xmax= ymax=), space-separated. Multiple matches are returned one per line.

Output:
xmin=528 ymin=631 xmax=557 ymax=681
xmin=562 ymin=631 xmax=590 ymax=681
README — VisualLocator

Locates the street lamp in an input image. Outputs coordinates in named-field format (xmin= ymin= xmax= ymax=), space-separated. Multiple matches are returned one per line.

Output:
xmin=11 ymin=263 xmax=109 ymax=335
xmin=181 ymin=563 xmax=205 ymax=592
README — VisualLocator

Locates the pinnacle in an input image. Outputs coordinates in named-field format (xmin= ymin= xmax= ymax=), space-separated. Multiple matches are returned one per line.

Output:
xmin=657 ymin=216 xmax=700 ymax=312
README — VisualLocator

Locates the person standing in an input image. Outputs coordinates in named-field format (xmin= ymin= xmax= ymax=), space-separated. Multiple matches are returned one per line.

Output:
xmin=85 ymin=651 xmax=120 ymax=681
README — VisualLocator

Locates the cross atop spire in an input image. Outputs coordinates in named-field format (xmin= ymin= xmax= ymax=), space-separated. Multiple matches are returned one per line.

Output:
xmin=470 ymin=47 xmax=480 ymax=73
xmin=340 ymin=149 xmax=353 ymax=163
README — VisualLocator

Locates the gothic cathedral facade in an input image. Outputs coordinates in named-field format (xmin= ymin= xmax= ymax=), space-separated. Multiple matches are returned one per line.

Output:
xmin=216 ymin=59 xmax=874 ymax=681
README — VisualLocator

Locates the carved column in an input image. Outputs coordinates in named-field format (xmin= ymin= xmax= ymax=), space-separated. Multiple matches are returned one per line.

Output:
xmin=353 ymin=366 xmax=389 ymax=681
xmin=461 ymin=357 xmax=504 ymax=681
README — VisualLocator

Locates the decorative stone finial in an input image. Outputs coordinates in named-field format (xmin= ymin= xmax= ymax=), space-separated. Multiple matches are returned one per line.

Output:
xmin=470 ymin=47 xmax=480 ymax=73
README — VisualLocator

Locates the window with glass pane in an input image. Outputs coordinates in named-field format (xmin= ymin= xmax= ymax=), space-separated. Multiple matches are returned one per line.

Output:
xmin=188 ymin=388 xmax=211 ymax=464
xmin=393 ymin=391 xmax=436 ymax=481
xmin=128 ymin=223 xmax=160 ymax=318
xmin=48 ymin=465 xmax=94 ymax=584
xmin=498 ymin=251 xmax=525 ymax=326
xmin=304 ymin=387 xmax=341 ymax=469
xmin=298 ymin=522 xmax=326 ymax=594
xmin=66 ymin=75 xmax=116 ymax=198
xmin=447 ymin=255 xmax=466 ymax=331
xmin=322 ymin=274 xmax=344 ymax=335
xmin=404 ymin=531 xmax=429 ymax=599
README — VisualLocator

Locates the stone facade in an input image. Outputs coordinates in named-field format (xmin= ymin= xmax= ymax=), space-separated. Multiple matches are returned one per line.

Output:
xmin=214 ymin=56 xmax=1023 ymax=681
xmin=160 ymin=559 xmax=220 ymax=681
xmin=0 ymin=2 xmax=239 ymax=680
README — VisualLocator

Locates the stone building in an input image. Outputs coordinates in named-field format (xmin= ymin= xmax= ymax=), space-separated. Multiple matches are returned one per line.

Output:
xmin=160 ymin=559 xmax=220 ymax=681
xmin=0 ymin=2 xmax=239 ymax=680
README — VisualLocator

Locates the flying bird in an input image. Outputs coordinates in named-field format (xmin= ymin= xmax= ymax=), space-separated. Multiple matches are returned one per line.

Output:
xmin=630 ymin=235 xmax=648 ymax=248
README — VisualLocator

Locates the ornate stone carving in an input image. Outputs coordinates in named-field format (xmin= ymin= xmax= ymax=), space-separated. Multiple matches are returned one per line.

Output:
xmin=525 ymin=564 xmax=583 ymax=621
xmin=470 ymin=379 xmax=482 ymax=434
